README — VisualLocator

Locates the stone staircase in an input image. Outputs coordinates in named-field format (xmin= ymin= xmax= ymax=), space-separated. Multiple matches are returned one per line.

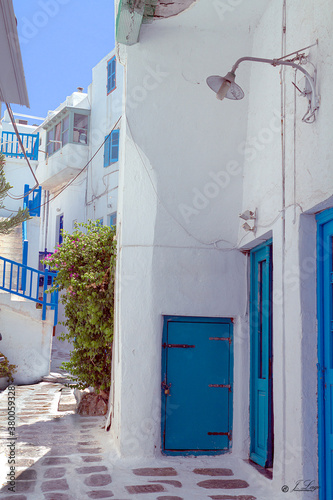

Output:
xmin=0 ymin=222 xmax=22 ymax=288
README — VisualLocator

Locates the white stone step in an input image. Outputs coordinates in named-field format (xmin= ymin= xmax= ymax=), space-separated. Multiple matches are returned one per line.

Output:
xmin=0 ymin=224 xmax=23 ymax=263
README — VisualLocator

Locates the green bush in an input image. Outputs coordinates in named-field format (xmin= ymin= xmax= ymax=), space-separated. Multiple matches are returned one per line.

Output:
xmin=0 ymin=351 xmax=17 ymax=383
xmin=43 ymin=221 xmax=116 ymax=391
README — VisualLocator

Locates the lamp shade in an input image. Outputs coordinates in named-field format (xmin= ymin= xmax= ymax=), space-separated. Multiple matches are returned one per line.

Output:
xmin=207 ymin=74 xmax=244 ymax=100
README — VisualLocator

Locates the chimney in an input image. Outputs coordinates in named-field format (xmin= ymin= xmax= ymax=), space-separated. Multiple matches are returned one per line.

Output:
xmin=77 ymin=87 xmax=84 ymax=93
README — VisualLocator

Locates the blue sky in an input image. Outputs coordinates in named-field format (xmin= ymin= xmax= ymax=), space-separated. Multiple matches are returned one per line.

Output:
xmin=11 ymin=0 xmax=115 ymax=121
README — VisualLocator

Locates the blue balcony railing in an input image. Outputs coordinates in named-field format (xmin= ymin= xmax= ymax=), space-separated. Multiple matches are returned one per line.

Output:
xmin=1 ymin=131 xmax=39 ymax=161
xmin=24 ymin=184 xmax=42 ymax=217
xmin=0 ymin=255 xmax=58 ymax=326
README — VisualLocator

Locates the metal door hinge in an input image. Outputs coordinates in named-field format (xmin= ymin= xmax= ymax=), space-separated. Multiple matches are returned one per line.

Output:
xmin=208 ymin=431 xmax=232 ymax=441
xmin=209 ymin=337 xmax=232 ymax=344
xmin=209 ymin=384 xmax=232 ymax=392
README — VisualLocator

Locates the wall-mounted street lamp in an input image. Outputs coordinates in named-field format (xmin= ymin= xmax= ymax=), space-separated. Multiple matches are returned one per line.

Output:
xmin=207 ymin=49 xmax=320 ymax=123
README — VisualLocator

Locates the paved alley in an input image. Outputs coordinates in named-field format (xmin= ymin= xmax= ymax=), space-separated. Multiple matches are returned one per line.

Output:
xmin=0 ymin=338 xmax=281 ymax=500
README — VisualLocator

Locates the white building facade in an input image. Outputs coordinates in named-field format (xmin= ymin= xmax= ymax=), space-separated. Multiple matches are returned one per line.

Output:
xmin=112 ymin=1 xmax=333 ymax=499
xmin=35 ymin=50 xmax=123 ymax=333
xmin=36 ymin=49 xmax=123 ymax=256
xmin=0 ymin=47 xmax=124 ymax=379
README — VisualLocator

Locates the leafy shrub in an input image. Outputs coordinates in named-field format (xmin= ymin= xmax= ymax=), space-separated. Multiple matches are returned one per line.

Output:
xmin=0 ymin=352 xmax=17 ymax=383
xmin=43 ymin=221 xmax=116 ymax=391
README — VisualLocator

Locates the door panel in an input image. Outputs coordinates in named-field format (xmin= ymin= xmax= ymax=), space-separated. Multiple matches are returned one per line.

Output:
xmin=162 ymin=317 xmax=233 ymax=454
xmin=317 ymin=214 xmax=333 ymax=500
xmin=250 ymin=241 xmax=273 ymax=467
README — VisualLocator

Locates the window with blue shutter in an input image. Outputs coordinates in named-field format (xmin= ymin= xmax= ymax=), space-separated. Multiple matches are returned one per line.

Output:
xmin=104 ymin=129 xmax=120 ymax=167
xmin=107 ymin=56 xmax=116 ymax=94
xmin=110 ymin=129 xmax=120 ymax=162
xmin=108 ymin=212 xmax=117 ymax=227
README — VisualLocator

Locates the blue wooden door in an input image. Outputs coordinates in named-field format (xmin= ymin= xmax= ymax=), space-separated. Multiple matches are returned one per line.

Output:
xmin=317 ymin=212 xmax=333 ymax=499
xmin=161 ymin=317 xmax=233 ymax=454
xmin=250 ymin=241 xmax=273 ymax=467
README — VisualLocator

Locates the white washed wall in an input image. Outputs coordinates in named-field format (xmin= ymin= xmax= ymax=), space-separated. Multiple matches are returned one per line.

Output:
xmin=0 ymin=292 xmax=53 ymax=384
xmin=238 ymin=0 xmax=333 ymax=495
xmin=112 ymin=0 xmax=272 ymax=458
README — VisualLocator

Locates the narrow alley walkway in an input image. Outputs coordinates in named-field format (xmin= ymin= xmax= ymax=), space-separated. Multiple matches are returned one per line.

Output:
xmin=0 ymin=337 xmax=280 ymax=500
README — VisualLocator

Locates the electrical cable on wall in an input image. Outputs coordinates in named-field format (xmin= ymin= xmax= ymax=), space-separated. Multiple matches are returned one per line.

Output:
xmin=2 ymin=116 xmax=122 ymax=213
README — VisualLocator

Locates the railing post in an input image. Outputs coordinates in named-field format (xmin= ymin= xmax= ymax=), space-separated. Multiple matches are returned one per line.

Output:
xmin=42 ymin=268 xmax=48 ymax=321
xmin=52 ymin=288 xmax=59 ymax=326
xmin=32 ymin=132 xmax=39 ymax=161
xmin=21 ymin=189 xmax=28 ymax=292
xmin=21 ymin=239 xmax=28 ymax=292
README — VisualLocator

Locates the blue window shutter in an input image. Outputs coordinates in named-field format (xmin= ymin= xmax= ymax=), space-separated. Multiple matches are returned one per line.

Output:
xmin=110 ymin=130 xmax=120 ymax=162
xmin=111 ymin=57 xmax=116 ymax=89
xmin=107 ymin=61 xmax=111 ymax=93
xmin=109 ymin=212 xmax=117 ymax=227
xmin=104 ymin=135 xmax=110 ymax=167
xmin=107 ymin=56 xmax=116 ymax=93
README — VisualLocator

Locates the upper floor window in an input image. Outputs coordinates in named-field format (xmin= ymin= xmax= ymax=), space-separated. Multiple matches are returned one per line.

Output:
xmin=73 ymin=114 xmax=88 ymax=144
xmin=46 ymin=111 xmax=89 ymax=158
xmin=62 ymin=115 xmax=69 ymax=146
xmin=104 ymin=129 xmax=120 ymax=167
xmin=54 ymin=122 xmax=61 ymax=152
xmin=107 ymin=56 xmax=116 ymax=94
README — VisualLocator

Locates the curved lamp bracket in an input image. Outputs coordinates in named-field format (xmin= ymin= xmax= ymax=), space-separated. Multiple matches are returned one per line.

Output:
xmin=207 ymin=56 xmax=320 ymax=124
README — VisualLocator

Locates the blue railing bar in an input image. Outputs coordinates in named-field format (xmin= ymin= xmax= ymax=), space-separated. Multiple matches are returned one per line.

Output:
xmin=2 ymin=260 xmax=5 ymax=287
xmin=35 ymin=271 xmax=40 ymax=301
xmin=29 ymin=269 xmax=33 ymax=298
xmin=16 ymin=265 xmax=19 ymax=293
xmin=22 ymin=238 xmax=28 ymax=292
xmin=9 ymin=263 xmax=13 ymax=290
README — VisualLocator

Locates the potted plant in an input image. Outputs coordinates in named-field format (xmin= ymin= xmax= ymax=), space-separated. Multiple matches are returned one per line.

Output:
xmin=0 ymin=352 xmax=16 ymax=390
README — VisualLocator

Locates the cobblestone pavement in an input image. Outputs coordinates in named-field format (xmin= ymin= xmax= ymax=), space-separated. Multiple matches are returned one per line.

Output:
xmin=0 ymin=339 xmax=281 ymax=500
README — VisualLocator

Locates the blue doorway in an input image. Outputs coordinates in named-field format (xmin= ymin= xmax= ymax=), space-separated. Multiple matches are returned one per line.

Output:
xmin=161 ymin=316 xmax=233 ymax=455
xmin=317 ymin=209 xmax=333 ymax=500
xmin=249 ymin=240 xmax=273 ymax=467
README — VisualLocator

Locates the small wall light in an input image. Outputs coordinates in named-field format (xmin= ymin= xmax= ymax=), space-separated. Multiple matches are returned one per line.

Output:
xmin=242 ymin=221 xmax=255 ymax=232
xmin=207 ymin=48 xmax=319 ymax=123
xmin=239 ymin=209 xmax=256 ymax=221
xmin=239 ymin=209 xmax=256 ymax=232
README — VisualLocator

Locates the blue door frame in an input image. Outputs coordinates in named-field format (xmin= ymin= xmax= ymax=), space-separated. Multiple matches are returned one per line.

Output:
xmin=58 ymin=214 xmax=64 ymax=245
xmin=317 ymin=208 xmax=333 ymax=500
xmin=249 ymin=240 xmax=273 ymax=467
xmin=161 ymin=316 xmax=233 ymax=456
